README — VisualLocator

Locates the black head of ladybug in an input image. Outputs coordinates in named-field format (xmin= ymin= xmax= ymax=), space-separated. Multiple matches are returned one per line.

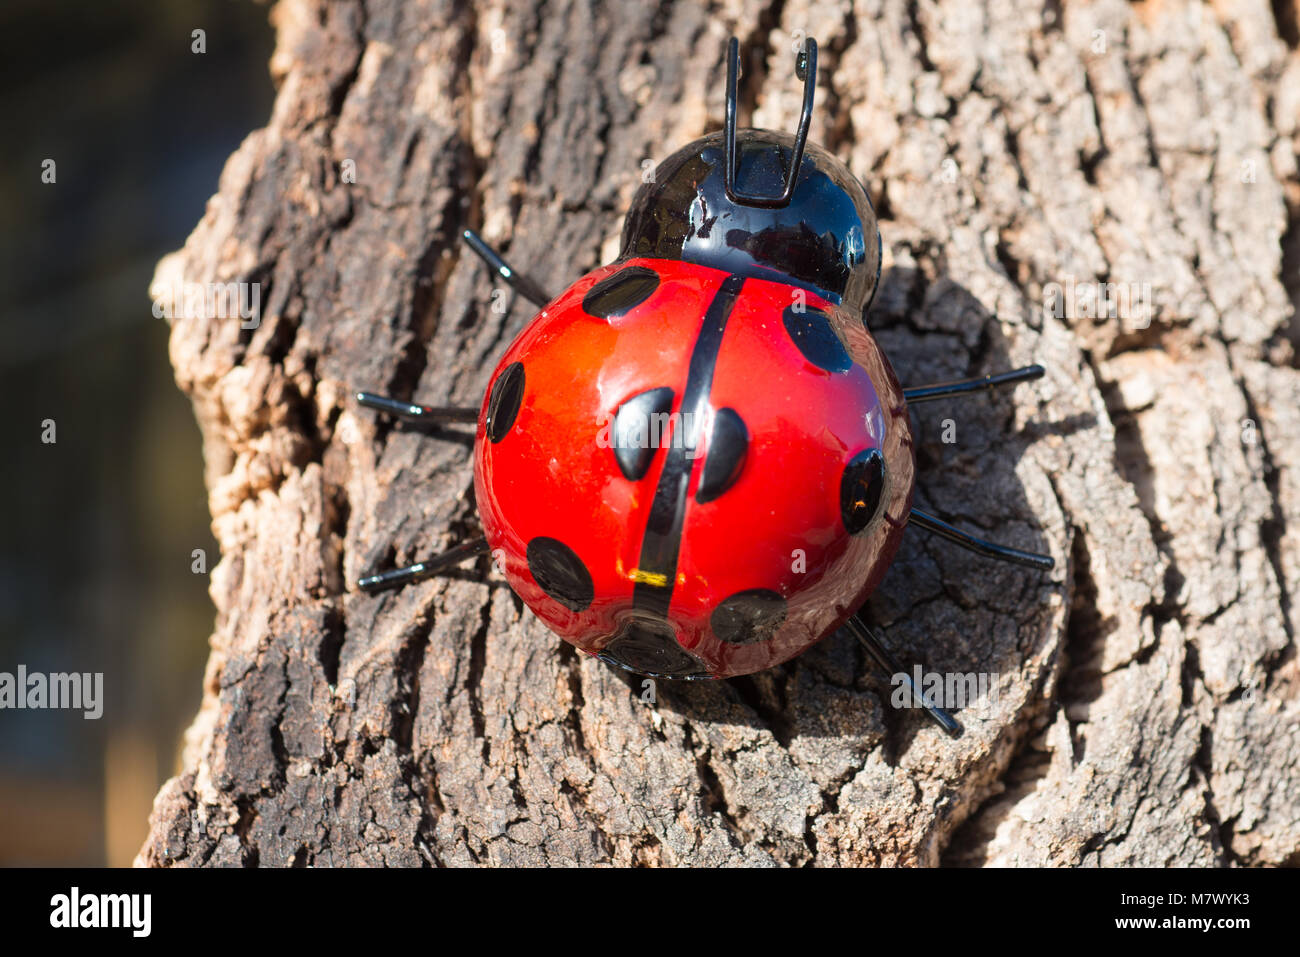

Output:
xmin=619 ymin=38 xmax=882 ymax=317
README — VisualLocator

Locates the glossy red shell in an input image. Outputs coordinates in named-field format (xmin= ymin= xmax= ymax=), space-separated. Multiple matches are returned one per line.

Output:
xmin=472 ymin=258 xmax=914 ymax=679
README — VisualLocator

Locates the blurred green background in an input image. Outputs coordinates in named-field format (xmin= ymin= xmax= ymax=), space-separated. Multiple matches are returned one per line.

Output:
xmin=0 ymin=0 xmax=274 ymax=865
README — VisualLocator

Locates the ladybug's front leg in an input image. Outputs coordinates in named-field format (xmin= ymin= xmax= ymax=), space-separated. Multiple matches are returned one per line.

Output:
xmin=352 ymin=228 xmax=553 ymax=424
xmin=459 ymin=228 xmax=552 ymax=307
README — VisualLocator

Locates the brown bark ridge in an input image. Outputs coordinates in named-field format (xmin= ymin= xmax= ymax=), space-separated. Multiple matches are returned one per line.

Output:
xmin=139 ymin=0 xmax=1300 ymax=866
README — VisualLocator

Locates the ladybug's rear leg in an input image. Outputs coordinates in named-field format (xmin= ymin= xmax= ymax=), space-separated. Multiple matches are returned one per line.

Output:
xmin=845 ymin=616 xmax=962 ymax=737
xmin=353 ymin=229 xmax=551 ymax=595
xmin=357 ymin=537 xmax=489 ymax=593
xmin=902 ymin=363 xmax=1055 ymax=570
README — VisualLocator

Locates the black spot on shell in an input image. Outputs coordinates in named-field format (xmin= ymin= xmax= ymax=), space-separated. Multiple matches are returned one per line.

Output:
xmin=486 ymin=361 xmax=525 ymax=443
xmin=841 ymin=448 xmax=886 ymax=534
xmin=782 ymin=305 xmax=852 ymax=373
xmin=612 ymin=387 xmax=675 ymax=480
xmin=711 ymin=589 xmax=787 ymax=645
xmin=696 ymin=407 xmax=748 ymax=503
xmin=583 ymin=266 xmax=660 ymax=318
xmin=526 ymin=537 xmax=593 ymax=612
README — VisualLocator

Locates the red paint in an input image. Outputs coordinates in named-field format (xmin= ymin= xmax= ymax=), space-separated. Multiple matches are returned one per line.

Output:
xmin=473 ymin=258 xmax=913 ymax=679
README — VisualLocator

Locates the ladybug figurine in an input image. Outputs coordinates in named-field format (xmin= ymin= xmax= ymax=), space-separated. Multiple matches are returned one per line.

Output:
xmin=355 ymin=36 xmax=1053 ymax=736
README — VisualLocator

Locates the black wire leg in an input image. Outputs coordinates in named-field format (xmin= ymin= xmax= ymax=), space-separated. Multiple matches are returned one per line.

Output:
xmin=354 ymin=230 xmax=553 ymax=422
xmin=353 ymin=392 xmax=478 ymax=424
xmin=357 ymin=537 xmax=490 ymax=593
xmin=909 ymin=508 xmax=1054 ymax=570
xmin=845 ymin=614 xmax=961 ymax=737
xmin=903 ymin=364 xmax=1044 ymax=404
xmin=461 ymin=228 xmax=553 ymax=307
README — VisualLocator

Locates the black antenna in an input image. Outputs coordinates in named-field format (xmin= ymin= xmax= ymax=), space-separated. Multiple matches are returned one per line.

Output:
xmin=723 ymin=35 xmax=818 ymax=208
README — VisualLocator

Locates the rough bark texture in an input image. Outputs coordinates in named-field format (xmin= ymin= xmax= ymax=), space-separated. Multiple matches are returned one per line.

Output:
xmin=139 ymin=0 xmax=1300 ymax=866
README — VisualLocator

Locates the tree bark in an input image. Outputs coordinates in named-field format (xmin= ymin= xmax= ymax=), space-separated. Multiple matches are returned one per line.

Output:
xmin=139 ymin=0 xmax=1300 ymax=866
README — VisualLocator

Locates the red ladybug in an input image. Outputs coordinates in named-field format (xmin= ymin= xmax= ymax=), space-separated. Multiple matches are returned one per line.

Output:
xmin=356 ymin=37 xmax=1052 ymax=734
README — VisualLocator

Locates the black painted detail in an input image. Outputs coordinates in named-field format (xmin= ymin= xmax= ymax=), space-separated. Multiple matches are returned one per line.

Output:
xmin=486 ymin=361 xmax=525 ymax=443
xmin=599 ymin=618 xmax=709 ymax=679
xmin=582 ymin=266 xmax=661 ymax=318
xmin=619 ymin=130 xmax=883 ymax=315
xmin=632 ymin=274 xmax=747 ymax=618
xmin=711 ymin=589 xmax=787 ymax=645
xmin=841 ymin=448 xmax=886 ymax=534
xmin=612 ymin=387 xmax=675 ymax=481
xmin=782 ymin=305 xmax=852 ymax=373
xmin=526 ymin=537 xmax=593 ymax=612
xmin=696 ymin=407 xmax=748 ymax=503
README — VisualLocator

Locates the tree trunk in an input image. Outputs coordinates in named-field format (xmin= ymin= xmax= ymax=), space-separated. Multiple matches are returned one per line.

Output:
xmin=139 ymin=0 xmax=1300 ymax=866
